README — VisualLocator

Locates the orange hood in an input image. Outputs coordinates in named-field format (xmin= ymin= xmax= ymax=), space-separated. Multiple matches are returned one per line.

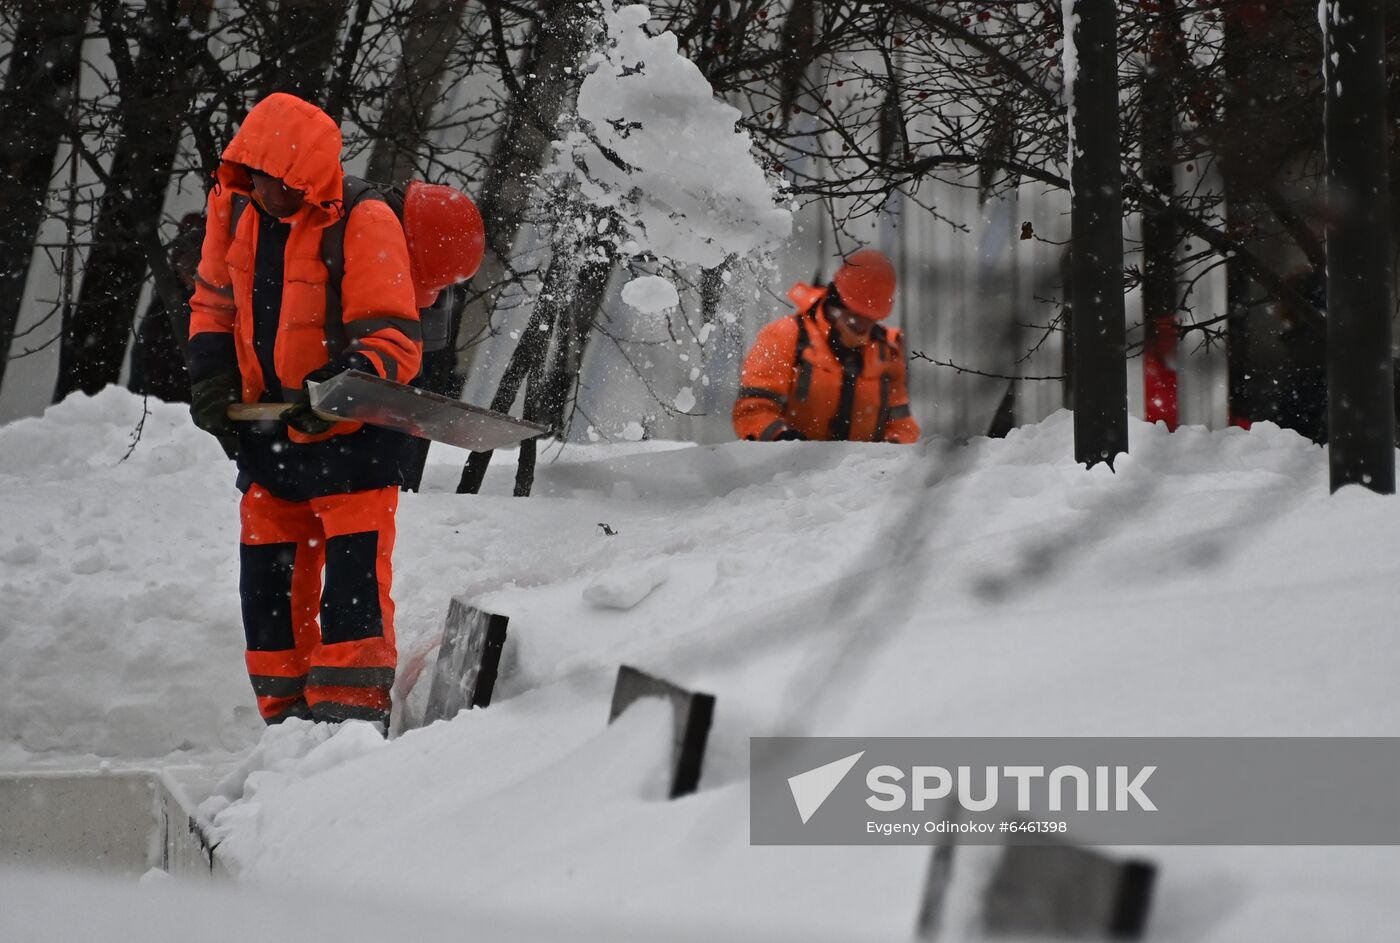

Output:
xmin=216 ymin=93 xmax=344 ymax=227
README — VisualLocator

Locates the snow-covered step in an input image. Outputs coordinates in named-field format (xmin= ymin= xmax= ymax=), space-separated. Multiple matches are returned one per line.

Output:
xmin=0 ymin=770 xmax=223 ymax=878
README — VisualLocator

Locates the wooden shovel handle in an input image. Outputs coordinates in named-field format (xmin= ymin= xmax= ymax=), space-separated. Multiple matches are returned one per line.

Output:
xmin=227 ymin=403 xmax=339 ymax=422
xmin=228 ymin=403 xmax=290 ymax=421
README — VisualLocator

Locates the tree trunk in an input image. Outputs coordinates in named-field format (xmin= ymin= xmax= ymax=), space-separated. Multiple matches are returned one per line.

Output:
xmin=454 ymin=290 xmax=556 ymax=494
xmin=513 ymin=232 xmax=615 ymax=497
xmin=777 ymin=0 xmax=817 ymax=119
xmin=0 ymin=0 xmax=90 ymax=391
xmin=261 ymin=0 xmax=347 ymax=106
xmin=454 ymin=0 xmax=603 ymax=494
xmin=455 ymin=0 xmax=600 ymax=372
xmin=54 ymin=0 xmax=211 ymax=401
xmin=324 ymin=0 xmax=375 ymax=125
xmin=374 ymin=0 xmax=473 ymax=485
xmin=1219 ymin=6 xmax=1272 ymax=429
xmin=1059 ymin=247 xmax=1074 ymax=410
xmin=1223 ymin=252 xmax=1253 ymax=428
xmin=366 ymin=0 xmax=470 ymax=186
xmin=1066 ymin=0 xmax=1128 ymax=468
xmin=1323 ymin=0 xmax=1395 ymax=493
xmin=1218 ymin=2 xmax=1327 ymax=431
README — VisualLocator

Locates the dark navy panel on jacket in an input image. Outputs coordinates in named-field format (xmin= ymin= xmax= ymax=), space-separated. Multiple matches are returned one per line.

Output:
xmin=235 ymin=420 xmax=411 ymax=502
xmin=188 ymin=331 xmax=237 ymax=384
xmin=252 ymin=209 xmax=289 ymax=400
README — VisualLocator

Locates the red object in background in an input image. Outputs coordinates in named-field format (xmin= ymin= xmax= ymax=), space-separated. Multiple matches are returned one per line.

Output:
xmin=1143 ymin=312 xmax=1178 ymax=430
xmin=402 ymin=181 xmax=485 ymax=309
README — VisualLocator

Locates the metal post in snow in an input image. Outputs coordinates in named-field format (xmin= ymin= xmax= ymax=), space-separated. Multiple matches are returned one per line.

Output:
xmin=1065 ymin=0 xmax=1130 ymax=468
xmin=1322 ymin=0 xmax=1396 ymax=494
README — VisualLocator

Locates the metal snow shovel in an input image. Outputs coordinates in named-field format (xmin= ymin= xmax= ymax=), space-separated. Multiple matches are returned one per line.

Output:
xmin=227 ymin=369 xmax=549 ymax=452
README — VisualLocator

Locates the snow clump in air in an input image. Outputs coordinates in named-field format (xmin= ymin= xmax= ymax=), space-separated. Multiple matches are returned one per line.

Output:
xmin=620 ymin=274 xmax=680 ymax=314
xmin=556 ymin=1 xmax=792 ymax=268
xmin=672 ymin=386 xmax=696 ymax=413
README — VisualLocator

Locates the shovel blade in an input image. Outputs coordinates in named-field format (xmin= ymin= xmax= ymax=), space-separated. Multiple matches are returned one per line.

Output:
xmin=308 ymin=370 xmax=548 ymax=452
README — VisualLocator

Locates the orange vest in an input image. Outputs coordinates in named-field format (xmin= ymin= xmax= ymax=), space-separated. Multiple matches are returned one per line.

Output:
xmin=733 ymin=293 xmax=920 ymax=444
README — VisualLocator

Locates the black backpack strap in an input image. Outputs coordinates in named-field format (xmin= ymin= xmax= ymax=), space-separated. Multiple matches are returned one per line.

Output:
xmin=229 ymin=193 xmax=249 ymax=238
xmin=870 ymin=323 xmax=889 ymax=361
xmin=321 ymin=175 xmax=387 ymax=359
xmin=873 ymin=326 xmax=902 ymax=440
xmin=792 ymin=308 xmax=816 ymax=401
xmin=876 ymin=373 xmax=893 ymax=442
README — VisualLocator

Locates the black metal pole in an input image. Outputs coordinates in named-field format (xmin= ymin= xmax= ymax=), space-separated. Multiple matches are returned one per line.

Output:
xmin=1067 ymin=0 xmax=1129 ymax=469
xmin=1323 ymin=0 xmax=1395 ymax=493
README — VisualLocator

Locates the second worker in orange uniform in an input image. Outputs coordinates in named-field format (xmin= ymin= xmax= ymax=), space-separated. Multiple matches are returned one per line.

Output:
xmin=733 ymin=248 xmax=920 ymax=444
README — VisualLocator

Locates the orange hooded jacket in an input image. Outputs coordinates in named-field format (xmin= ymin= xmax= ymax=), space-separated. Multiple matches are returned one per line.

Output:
xmin=189 ymin=92 xmax=420 ymax=398
xmin=733 ymin=284 xmax=920 ymax=444
xmin=188 ymin=93 xmax=422 ymax=499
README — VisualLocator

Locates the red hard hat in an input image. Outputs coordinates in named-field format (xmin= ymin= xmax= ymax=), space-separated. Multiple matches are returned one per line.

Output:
xmin=831 ymin=248 xmax=897 ymax=320
xmin=402 ymin=181 xmax=485 ymax=308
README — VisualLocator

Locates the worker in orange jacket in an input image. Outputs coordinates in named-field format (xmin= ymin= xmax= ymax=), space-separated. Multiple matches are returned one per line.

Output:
xmin=733 ymin=248 xmax=920 ymax=444
xmin=186 ymin=93 xmax=422 ymax=729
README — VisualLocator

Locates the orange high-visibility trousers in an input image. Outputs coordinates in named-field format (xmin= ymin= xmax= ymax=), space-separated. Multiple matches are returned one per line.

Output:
xmin=239 ymin=484 xmax=399 ymax=726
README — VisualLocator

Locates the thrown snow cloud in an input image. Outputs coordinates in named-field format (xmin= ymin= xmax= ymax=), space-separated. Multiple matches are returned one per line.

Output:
xmin=559 ymin=1 xmax=792 ymax=267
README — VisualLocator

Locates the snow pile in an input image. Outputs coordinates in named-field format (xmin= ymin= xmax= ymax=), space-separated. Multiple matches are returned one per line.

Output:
xmin=4 ymin=388 xmax=1400 ymax=941
xmin=0 ymin=389 xmax=258 ymax=761
xmin=583 ymin=561 xmax=668 ymax=609
xmin=557 ymin=1 xmax=792 ymax=268
xmin=197 ymin=718 xmax=387 ymax=828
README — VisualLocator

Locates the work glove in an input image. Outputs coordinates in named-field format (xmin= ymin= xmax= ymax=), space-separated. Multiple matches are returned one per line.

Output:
xmin=190 ymin=369 xmax=240 ymax=439
xmin=773 ymin=428 xmax=807 ymax=441
xmin=282 ymin=363 xmax=341 ymax=436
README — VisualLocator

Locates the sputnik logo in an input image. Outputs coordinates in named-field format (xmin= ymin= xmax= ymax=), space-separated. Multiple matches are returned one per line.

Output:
xmin=787 ymin=751 xmax=865 ymax=824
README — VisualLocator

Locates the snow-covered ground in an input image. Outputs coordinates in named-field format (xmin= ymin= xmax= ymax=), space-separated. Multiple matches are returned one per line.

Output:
xmin=3 ymin=388 xmax=1399 ymax=941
